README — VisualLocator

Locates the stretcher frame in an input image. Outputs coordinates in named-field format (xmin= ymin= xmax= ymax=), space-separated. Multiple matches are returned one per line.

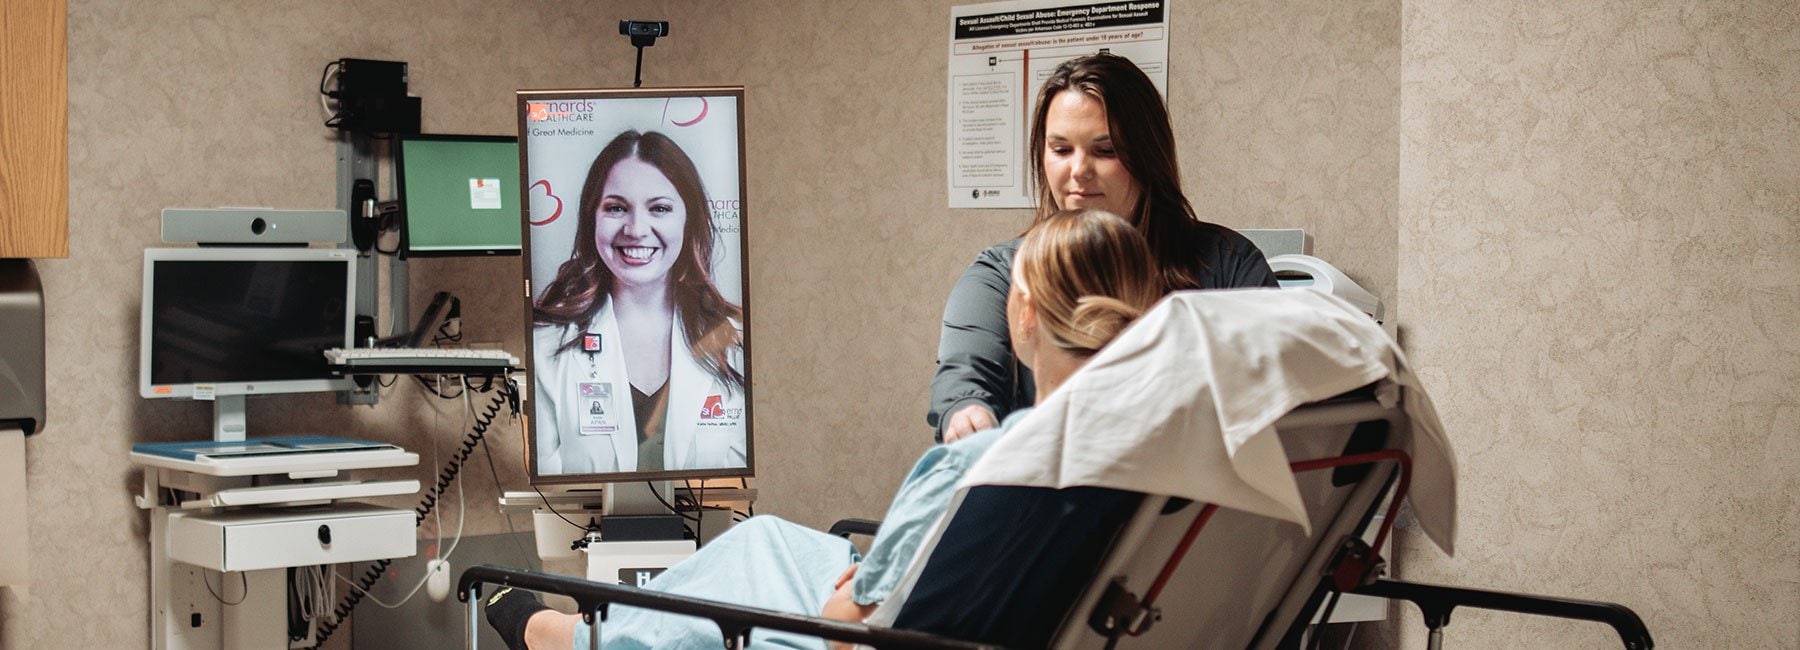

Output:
xmin=456 ymin=389 xmax=1653 ymax=649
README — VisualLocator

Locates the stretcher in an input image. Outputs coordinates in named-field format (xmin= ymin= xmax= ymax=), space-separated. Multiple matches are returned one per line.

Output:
xmin=459 ymin=290 xmax=1652 ymax=649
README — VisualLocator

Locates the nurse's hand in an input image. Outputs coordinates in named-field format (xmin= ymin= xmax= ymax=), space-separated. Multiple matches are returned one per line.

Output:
xmin=943 ymin=404 xmax=997 ymax=443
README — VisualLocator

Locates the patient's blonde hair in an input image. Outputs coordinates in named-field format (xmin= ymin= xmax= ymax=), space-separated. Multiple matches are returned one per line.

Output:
xmin=1016 ymin=209 xmax=1159 ymax=355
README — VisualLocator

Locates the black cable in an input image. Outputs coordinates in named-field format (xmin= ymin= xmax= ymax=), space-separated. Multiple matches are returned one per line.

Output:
xmin=1307 ymin=590 xmax=1345 ymax=650
xmin=319 ymin=61 xmax=343 ymax=129
xmin=314 ymin=379 xmax=515 ymax=646
xmin=685 ymin=479 xmax=704 ymax=542
xmin=318 ymin=60 xmax=340 ymax=96
xmin=646 ymin=481 xmax=701 ymax=524
xmin=532 ymin=484 xmax=593 ymax=533
xmin=434 ymin=316 xmax=464 ymax=345
xmin=287 ymin=568 xmax=301 ymax=639
xmin=203 ymin=570 xmax=248 ymax=606
xmin=464 ymin=373 xmax=497 ymax=393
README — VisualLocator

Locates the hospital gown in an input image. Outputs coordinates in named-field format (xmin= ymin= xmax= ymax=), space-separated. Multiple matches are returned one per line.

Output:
xmin=570 ymin=413 xmax=1017 ymax=649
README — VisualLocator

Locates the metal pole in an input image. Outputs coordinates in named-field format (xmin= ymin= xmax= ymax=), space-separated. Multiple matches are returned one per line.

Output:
xmin=336 ymin=131 xmax=380 ymax=405
xmin=466 ymin=585 xmax=482 ymax=650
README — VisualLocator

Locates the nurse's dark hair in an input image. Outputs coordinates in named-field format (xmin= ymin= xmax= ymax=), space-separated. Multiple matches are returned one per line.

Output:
xmin=1015 ymin=209 xmax=1159 ymax=356
xmin=534 ymin=130 xmax=743 ymax=393
xmin=1027 ymin=52 xmax=1233 ymax=292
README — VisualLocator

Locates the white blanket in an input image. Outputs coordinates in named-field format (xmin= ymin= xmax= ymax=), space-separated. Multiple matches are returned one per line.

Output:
xmin=960 ymin=288 xmax=1458 ymax=554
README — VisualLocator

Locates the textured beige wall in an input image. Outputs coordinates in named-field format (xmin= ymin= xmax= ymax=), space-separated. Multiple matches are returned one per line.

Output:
xmin=1393 ymin=1 xmax=1800 ymax=647
xmin=6 ymin=0 xmax=1400 ymax=647
xmin=1179 ymin=0 xmax=1400 ymax=313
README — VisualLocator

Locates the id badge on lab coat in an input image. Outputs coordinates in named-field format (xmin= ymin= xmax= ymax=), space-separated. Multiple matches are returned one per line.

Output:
xmin=579 ymin=382 xmax=619 ymax=435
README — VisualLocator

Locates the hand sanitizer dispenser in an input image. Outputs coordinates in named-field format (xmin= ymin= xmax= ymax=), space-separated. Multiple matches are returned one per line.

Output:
xmin=0 ymin=259 xmax=46 ymax=436
xmin=0 ymin=259 xmax=45 ymax=590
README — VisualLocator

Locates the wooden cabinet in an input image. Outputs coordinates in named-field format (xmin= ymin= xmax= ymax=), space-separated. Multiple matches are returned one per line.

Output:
xmin=0 ymin=0 xmax=69 ymax=259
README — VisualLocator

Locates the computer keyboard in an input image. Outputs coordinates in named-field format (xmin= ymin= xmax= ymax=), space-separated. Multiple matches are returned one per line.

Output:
xmin=324 ymin=347 xmax=520 ymax=368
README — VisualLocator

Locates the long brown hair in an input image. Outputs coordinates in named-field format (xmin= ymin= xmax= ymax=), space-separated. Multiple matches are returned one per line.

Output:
xmin=534 ymin=130 xmax=743 ymax=393
xmin=1027 ymin=52 xmax=1228 ymax=292
xmin=1015 ymin=209 xmax=1159 ymax=356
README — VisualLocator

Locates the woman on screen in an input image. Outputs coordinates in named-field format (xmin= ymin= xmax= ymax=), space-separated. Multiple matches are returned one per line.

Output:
xmin=532 ymin=130 xmax=745 ymax=475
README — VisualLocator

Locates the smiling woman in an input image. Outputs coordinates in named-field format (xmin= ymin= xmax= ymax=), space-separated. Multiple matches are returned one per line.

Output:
xmin=532 ymin=129 xmax=745 ymax=475
xmin=927 ymin=52 xmax=1280 ymax=443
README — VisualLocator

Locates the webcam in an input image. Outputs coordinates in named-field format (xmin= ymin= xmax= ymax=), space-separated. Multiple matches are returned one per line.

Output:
xmin=618 ymin=20 xmax=670 ymax=87
xmin=619 ymin=20 xmax=668 ymax=45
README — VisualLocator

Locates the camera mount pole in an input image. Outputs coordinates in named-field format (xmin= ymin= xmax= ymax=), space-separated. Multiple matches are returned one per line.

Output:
xmin=633 ymin=44 xmax=646 ymax=88
xmin=620 ymin=20 xmax=665 ymax=88
xmin=630 ymin=34 xmax=655 ymax=88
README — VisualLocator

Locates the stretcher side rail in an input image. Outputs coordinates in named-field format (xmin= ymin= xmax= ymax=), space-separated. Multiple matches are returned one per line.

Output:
xmin=457 ymin=563 xmax=1006 ymax=650
xmin=828 ymin=517 xmax=882 ymax=538
xmin=1353 ymin=578 xmax=1655 ymax=649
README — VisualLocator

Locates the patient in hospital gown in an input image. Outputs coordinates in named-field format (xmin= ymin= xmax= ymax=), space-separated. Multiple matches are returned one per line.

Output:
xmin=490 ymin=208 xmax=1161 ymax=650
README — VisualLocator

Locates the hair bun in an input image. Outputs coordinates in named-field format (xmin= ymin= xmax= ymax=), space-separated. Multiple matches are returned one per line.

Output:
xmin=1067 ymin=296 xmax=1145 ymax=353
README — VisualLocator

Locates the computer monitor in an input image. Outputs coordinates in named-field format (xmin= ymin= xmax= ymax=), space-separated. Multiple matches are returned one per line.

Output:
xmin=139 ymin=247 xmax=357 ymax=440
xmin=396 ymin=134 xmax=523 ymax=257
xmin=516 ymin=87 xmax=751 ymax=504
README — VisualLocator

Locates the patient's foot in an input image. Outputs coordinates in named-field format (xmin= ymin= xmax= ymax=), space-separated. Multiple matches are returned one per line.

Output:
xmin=484 ymin=586 xmax=551 ymax=650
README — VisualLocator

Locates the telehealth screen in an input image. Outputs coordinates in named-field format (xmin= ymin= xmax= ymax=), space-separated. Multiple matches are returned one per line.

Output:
xmin=518 ymin=88 xmax=751 ymax=484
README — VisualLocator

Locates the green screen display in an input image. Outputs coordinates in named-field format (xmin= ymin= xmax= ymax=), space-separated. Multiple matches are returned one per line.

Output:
xmin=399 ymin=137 xmax=522 ymax=254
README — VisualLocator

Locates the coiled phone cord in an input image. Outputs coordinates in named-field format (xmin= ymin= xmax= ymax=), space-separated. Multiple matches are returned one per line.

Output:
xmin=312 ymin=377 xmax=517 ymax=646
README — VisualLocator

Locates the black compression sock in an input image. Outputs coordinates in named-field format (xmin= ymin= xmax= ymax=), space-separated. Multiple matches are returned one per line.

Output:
xmin=484 ymin=586 xmax=551 ymax=650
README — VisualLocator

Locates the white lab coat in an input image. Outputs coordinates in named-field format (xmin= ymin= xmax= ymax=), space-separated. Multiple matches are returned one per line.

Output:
xmin=532 ymin=299 xmax=747 ymax=475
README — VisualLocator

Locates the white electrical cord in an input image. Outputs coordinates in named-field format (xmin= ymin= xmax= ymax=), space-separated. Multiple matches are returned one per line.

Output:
xmin=332 ymin=474 xmax=464 ymax=609
xmin=329 ymin=383 xmax=471 ymax=609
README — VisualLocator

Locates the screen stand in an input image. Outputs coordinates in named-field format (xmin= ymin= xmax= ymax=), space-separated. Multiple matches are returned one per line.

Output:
xmin=583 ymin=481 xmax=695 ymax=585
xmin=213 ymin=395 xmax=248 ymax=442
xmin=603 ymin=481 xmax=674 ymax=516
